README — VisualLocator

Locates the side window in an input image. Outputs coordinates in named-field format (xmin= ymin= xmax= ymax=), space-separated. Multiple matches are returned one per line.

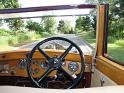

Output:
xmin=106 ymin=5 xmax=124 ymax=65
xmin=107 ymin=29 xmax=124 ymax=65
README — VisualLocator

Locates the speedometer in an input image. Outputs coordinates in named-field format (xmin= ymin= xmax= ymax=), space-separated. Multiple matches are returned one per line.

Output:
xmin=68 ymin=62 xmax=79 ymax=72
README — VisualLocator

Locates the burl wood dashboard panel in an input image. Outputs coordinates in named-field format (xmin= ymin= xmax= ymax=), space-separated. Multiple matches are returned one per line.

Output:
xmin=0 ymin=49 xmax=92 ymax=77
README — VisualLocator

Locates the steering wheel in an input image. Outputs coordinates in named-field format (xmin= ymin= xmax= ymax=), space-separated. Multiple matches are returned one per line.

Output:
xmin=27 ymin=37 xmax=85 ymax=89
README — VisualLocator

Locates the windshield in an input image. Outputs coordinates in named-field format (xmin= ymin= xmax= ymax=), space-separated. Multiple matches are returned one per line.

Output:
xmin=0 ymin=4 xmax=96 ymax=56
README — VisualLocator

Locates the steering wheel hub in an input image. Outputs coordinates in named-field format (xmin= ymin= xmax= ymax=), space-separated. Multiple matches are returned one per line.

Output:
xmin=49 ymin=57 xmax=61 ymax=69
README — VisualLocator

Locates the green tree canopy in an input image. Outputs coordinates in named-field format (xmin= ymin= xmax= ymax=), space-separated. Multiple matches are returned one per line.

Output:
xmin=7 ymin=18 xmax=24 ymax=31
xmin=75 ymin=16 xmax=93 ymax=32
xmin=0 ymin=0 xmax=20 ymax=8
xmin=57 ymin=20 xmax=72 ymax=34
xmin=86 ymin=0 xmax=124 ymax=39
xmin=41 ymin=17 xmax=56 ymax=33
xmin=0 ymin=0 xmax=24 ymax=31
xmin=26 ymin=20 xmax=44 ymax=33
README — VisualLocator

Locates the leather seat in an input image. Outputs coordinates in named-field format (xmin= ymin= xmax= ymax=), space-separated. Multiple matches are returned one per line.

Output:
xmin=0 ymin=86 xmax=124 ymax=93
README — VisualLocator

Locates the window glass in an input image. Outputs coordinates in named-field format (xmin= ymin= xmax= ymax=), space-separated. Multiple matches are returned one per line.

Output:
xmin=0 ymin=1 xmax=96 ymax=55
xmin=107 ymin=34 xmax=124 ymax=65
xmin=0 ymin=14 xmax=96 ymax=55
xmin=106 ymin=1 xmax=124 ymax=65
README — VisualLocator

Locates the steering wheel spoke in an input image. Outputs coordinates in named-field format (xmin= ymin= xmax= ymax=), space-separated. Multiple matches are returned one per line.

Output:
xmin=38 ymin=67 xmax=53 ymax=83
xmin=38 ymin=47 xmax=51 ymax=61
xmin=60 ymin=44 xmax=73 ymax=60
xmin=59 ymin=66 xmax=77 ymax=82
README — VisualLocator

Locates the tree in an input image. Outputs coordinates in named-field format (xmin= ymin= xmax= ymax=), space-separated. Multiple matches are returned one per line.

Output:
xmin=57 ymin=20 xmax=65 ymax=31
xmin=26 ymin=20 xmax=44 ymax=33
xmin=7 ymin=18 xmax=24 ymax=31
xmin=91 ymin=16 xmax=97 ymax=35
xmin=0 ymin=0 xmax=20 ymax=8
xmin=75 ymin=16 xmax=93 ymax=32
xmin=82 ymin=16 xmax=92 ymax=32
xmin=41 ymin=17 xmax=56 ymax=33
xmin=57 ymin=20 xmax=72 ymax=34
xmin=86 ymin=0 xmax=124 ymax=39
xmin=75 ymin=17 xmax=83 ymax=30
xmin=0 ymin=0 xmax=24 ymax=31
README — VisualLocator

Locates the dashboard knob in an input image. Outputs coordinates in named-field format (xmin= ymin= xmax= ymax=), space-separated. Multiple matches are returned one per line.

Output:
xmin=10 ymin=70 xmax=16 ymax=75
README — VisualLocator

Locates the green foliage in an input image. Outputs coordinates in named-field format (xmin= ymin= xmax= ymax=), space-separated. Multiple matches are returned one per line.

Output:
xmin=75 ymin=16 xmax=93 ymax=32
xmin=0 ymin=0 xmax=20 ymax=8
xmin=75 ymin=17 xmax=83 ymax=30
xmin=82 ymin=16 xmax=92 ymax=32
xmin=115 ymin=40 xmax=124 ymax=46
xmin=41 ymin=17 xmax=56 ymax=33
xmin=0 ymin=29 xmax=10 ymax=36
xmin=108 ymin=36 xmax=116 ymax=43
xmin=0 ymin=0 xmax=24 ymax=31
xmin=26 ymin=20 xmax=44 ymax=34
xmin=86 ymin=0 xmax=124 ymax=39
xmin=91 ymin=16 xmax=97 ymax=35
xmin=8 ymin=36 xmax=18 ymax=45
xmin=7 ymin=18 xmax=24 ymax=31
xmin=18 ymin=34 xmax=31 ymax=43
xmin=78 ymin=31 xmax=96 ymax=48
xmin=40 ymin=32 xmax=51 ymax=37
xmin=57 ymin=20 xmax=72 ymax=34
xmin=0 ymin=29 xmax=43 ymax=46
xmin=108 ymin=43 xmax=124 ymax=64
xmin=69 ymin=28 xmax=75 ymax=34
xmin=0 ymin=36 xmax=8 ymax=45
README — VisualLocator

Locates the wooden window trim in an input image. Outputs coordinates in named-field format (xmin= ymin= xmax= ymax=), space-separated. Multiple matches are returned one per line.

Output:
xmin=95 ymin=4 xmax=124 ymax=84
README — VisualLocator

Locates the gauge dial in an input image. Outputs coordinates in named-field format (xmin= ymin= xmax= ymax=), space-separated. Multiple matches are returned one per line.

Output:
xmin=68 ymin=62 xmax=79 ymax=72
xmin=19 ymin=59 xmax=27 ymax=69
xmin=40 ymin=61 xmax=48 ymax=69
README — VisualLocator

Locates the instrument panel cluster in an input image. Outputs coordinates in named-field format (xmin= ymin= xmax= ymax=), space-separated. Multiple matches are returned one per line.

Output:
xmin=0 ymin=59 xmax=81 ymax=77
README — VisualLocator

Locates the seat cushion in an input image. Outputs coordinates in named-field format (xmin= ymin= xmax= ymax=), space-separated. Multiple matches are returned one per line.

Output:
xmin=0 ymin=86 xmax=124 ymax=93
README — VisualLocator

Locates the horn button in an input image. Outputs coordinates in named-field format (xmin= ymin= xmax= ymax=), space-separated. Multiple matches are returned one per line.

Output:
xmin=50 ymin=55 xmax=61 ymax=69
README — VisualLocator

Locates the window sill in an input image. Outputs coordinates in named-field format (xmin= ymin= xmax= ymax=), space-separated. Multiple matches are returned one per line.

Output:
xmin=95 ymin=55 xmax=124 ymax=85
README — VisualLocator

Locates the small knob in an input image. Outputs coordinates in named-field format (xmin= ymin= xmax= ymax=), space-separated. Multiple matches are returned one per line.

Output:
xmin=10 ymin=70 xmax=16 ymax=75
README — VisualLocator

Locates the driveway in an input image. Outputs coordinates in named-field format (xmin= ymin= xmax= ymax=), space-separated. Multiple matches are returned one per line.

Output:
xmin=17 ymin=34 xmax=94 ymax=55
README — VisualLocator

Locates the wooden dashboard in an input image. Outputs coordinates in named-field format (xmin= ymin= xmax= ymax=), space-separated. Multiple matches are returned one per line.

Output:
xmin=0 ymin=49 xmax=92 ymax=78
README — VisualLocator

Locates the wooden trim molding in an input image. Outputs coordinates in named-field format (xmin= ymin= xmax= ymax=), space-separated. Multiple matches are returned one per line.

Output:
xmin=0 ymin=49 xmax=92 ymax=64
xmin=95 ymin=56 xmax=124 ymax=85
xmin=0 ymin=49 xmax=92 ymax=77
xmin=95 ymin=4 xmax=124 ymax=85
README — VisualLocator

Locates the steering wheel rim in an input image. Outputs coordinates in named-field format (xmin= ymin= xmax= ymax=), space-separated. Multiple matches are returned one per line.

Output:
xmin=27 ymin=37 xmax=85 ymax=89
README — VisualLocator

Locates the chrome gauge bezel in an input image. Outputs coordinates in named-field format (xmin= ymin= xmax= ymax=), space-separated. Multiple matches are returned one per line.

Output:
xmin=68 ymin=62 xmax=79 ymax=72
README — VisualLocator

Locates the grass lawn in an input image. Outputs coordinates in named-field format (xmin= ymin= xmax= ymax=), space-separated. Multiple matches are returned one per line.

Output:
xmin=108 ymin=42 xmax=124 ymax=64
xmin=0 ymin=37 xmax=46 ymax=52
xmin=77 ymin=31 xmax=96 ymax=48
xmin=0 ymin=39 xmax=40 ymax=52
xmin=77 ymin=31 xmax=124 ymax=64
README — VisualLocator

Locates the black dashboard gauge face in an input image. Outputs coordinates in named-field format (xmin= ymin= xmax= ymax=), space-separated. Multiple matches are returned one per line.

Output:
xmin=68 ymin=62 xmax=79 ymax=72
xmin=33 ymin=68 xmax=40 ymax=74
xmin=40 ymin=61 xmax=48 ymax=69
xmin=19 ymin=59 xmax=27 ymax=69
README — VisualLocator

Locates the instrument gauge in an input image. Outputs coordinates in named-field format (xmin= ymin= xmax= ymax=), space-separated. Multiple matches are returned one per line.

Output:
xmin=68 ymin=62 xmax=79 ymax=72
xmin=40 ymin=61 xmax=48 ymax=69
xmin=19 ymin=59 xmax=27 ymax=69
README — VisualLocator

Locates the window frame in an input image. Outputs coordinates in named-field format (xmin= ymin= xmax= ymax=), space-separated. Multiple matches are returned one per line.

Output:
xmin=95 ymin=4 xmax=124 ymax=85
xmin=102 ymin=4 xmax=124 ymax=66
